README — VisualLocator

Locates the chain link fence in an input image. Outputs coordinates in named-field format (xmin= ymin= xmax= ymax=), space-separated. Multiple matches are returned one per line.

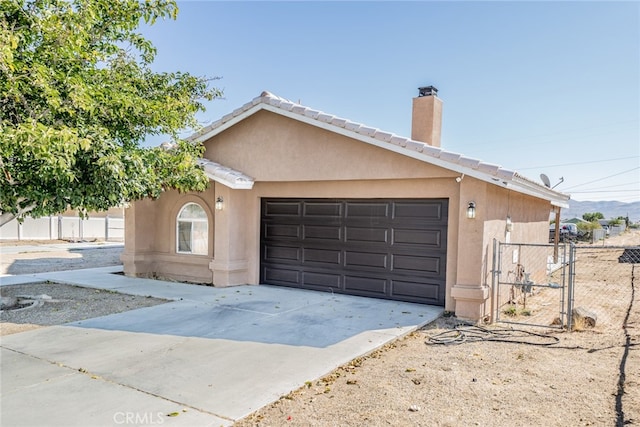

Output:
xmin=567 ymin=245 xmax=638 ymax=331
xmin=492 ymin=240 xmax=639 ymax=332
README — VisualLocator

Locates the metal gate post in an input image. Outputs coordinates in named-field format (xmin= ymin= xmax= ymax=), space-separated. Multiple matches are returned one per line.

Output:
xmin=490 ymin=239 xmax=498 ymax=323
xmin=566 ymin=243 xmax=576 ymax=331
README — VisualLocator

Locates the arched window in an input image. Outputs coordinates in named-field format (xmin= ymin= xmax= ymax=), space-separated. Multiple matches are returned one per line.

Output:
xmin=176 ymin=203 xmax=208 ymax=255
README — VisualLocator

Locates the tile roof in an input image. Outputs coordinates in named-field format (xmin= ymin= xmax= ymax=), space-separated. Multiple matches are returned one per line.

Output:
xmin=197 ymin=159 xmax=254 ymax=190
xmin=187 ymin=91 xmax=569 ymax=207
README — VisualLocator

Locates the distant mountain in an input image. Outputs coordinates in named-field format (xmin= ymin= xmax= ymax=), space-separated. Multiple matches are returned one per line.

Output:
xmin=562 ymin=200 xmax=640 ymax=222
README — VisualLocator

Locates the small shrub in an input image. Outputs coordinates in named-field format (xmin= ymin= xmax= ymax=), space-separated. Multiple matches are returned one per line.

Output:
xmin=503 ymin=306 xmax=518 ymax=317
xmin=502 ymin=305 xmax=531 ymax=317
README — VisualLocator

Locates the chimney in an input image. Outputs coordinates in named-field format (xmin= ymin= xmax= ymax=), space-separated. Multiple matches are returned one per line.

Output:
xmin=411 ymin=86 xmax=442 ymax=147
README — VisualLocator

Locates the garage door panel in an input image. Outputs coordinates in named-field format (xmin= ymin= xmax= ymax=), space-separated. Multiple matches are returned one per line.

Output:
xmin=264 ymin=245 xmax=300 ymax=262
xmin=345 ymin=202 xmax=389 ymax=218
xmin=261 ymin=198 xmax=447 ymax=306
xmin=303 ymin=225 xmax=341 ymax=241
xmin=392 ymin=254 xmax=441 ymax=275
xmin=302 ymin=272 xmax=341 ymax=289
xmin=303 ymin=202 xmax=342 ymax=217
xmin=263 ymin=267 xmax=300 ymax=285
xmin=393 ymin=201 xmax=443 ymax=221
xmin=345 ymin=227 xmax=389 ymax=243
xmin=264 ymin=201 xmax=301 ymax=217
xmin=344 ymin=275 xmax=387 ymax=295
xmin=392 ymin=279 xmax=442 ymax=301
xmin=344 ymin=251 xmax=388 ymax=269
xmin=303 ymin=248 xmax=341 ymax=265
xmin=264 ymin=224 xmax=301 ymax=239
xmin=393 ymin=228 xmax=442 ymax=247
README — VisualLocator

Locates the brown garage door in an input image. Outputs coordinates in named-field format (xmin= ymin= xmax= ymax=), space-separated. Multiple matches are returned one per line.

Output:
xmin=260 ymin=198 xmax=447 ymax=306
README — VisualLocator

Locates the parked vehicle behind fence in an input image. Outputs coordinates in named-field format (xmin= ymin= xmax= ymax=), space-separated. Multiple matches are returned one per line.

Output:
xmin=549 ymin=223 xmax=578 ymax=242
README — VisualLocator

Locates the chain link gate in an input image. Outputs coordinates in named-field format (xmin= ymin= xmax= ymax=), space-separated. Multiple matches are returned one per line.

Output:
xmin=492 ymin=240 xmax=570 ymax=328
xmin=566 ymin=244 xmax=639 ymax=331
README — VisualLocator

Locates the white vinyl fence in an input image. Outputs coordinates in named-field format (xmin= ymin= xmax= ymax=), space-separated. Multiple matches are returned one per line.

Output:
xmin=0 ymin=215 xmax=124 ymax=242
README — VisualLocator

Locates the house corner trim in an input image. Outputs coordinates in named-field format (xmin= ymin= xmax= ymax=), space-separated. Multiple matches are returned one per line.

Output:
xmin=450 ymin=284 xmax=491 ymax=320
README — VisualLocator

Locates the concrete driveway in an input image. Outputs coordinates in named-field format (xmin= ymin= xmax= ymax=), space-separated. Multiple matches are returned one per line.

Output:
xmin=1 ymin=267 xmax=442 ymax=426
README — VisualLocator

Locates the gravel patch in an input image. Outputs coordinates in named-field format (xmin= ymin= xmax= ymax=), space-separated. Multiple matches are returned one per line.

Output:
xmin=0 ymin=282 xmax=167 ymax=336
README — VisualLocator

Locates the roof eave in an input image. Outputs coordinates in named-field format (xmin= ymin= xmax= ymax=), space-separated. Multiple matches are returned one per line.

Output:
xmin=188 ymin=93 xmax=571 ymax=206
xmin=197 ymin=159 xmax=255 ymax=190
xmin=509 ymin=176 xmax=571 ymax=208
xmin=265 ymin=106 xmax=571 ymax=205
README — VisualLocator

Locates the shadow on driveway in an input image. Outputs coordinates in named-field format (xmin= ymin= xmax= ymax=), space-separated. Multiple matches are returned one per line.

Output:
xmin=67 ymin=285 xmax=443 ymax=348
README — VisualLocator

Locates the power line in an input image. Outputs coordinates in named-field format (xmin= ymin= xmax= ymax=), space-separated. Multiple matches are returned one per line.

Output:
xmin=457 ymin=119 xmax=639 ymax=149
xmin=569 ymin=182 xmax=639 ymax=191
xmin=518 ymin=156 xmax=640 ymax=171
xmin=561 ymin=167 xmax=640 ymax=191
xmin=570 ymin=189 xmax=640 ymax=194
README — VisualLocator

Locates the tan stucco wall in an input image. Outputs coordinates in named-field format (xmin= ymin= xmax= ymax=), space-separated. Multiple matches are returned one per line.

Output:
xmin=121 ymin=186 xmax=217 ymax=284
xmin=454 ymin=184 xmax=551 ymax=320
xmin=124 ymin=109 xmax=555 ymax=321
xmin=480 ymin=186 xmax=552 ymax=319
xmin=412 ymin=95 xmax=442 ymax=147
xmin=204 ymin=110 xmax=452 ymax=182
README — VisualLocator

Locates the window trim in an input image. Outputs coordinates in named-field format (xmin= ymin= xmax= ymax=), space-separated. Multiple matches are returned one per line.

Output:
xmin=176 ymin=202 xmax=209 ymax=255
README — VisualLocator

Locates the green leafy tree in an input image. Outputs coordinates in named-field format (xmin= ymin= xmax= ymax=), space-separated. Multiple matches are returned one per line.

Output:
xmin=0 ymin=0 xmax=221 ymax=226
xmin=608 ymin=217 xmax=623 ymax=226
xmin=582 ymin=212 xmax=604 ymax=222
xmin=576 ymin=220 xmax=599 ymax=240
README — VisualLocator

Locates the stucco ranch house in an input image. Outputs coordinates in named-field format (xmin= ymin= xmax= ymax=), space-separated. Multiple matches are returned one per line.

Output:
xmin=122 ymin=87 xmax=570 ymax=321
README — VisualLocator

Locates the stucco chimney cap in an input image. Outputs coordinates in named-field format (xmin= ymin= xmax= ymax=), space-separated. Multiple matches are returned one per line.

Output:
xmin=418 ymin=86 xmax=438 ymax=97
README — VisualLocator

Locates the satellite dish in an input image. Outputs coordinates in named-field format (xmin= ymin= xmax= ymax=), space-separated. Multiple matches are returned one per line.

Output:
xmin=540 ymin=174 xmax=551 ymax=188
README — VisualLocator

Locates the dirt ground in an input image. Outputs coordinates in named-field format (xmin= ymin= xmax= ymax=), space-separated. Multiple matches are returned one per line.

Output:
xmin=0 ymin=282 xmax=166 ymax=336
xmin=1 ymin=233 xmax=638 ymax=426
xmin=1 ymin=241 xmax=130 ymax=335
xmin=235 ymin=230 xmax=640 ymax=427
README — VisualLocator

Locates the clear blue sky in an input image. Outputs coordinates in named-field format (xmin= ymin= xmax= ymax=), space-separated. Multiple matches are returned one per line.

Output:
xmin=141 ymin=1 xmax=640 ymax=203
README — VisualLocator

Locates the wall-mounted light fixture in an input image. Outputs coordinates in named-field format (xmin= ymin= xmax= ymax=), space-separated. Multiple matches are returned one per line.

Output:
xmin=466 ymin=202 xmax=476 ymax=219
xmin=506 ymin=215 xmax=513 ymax=232
xmin=215 ymin=196 xmax=224 ymax=211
